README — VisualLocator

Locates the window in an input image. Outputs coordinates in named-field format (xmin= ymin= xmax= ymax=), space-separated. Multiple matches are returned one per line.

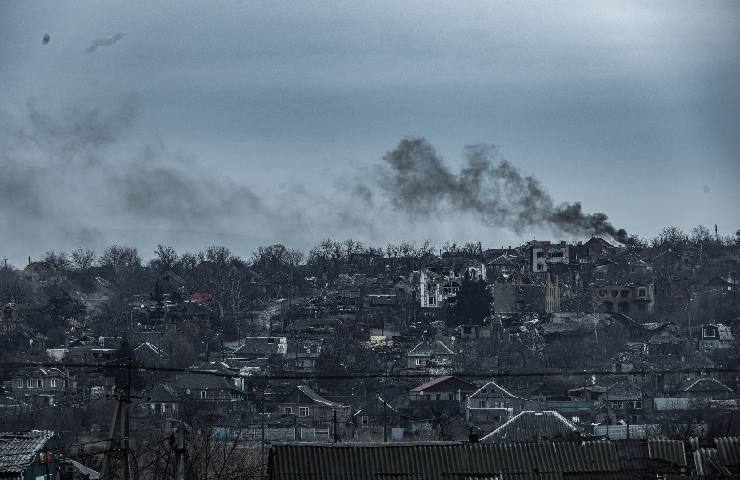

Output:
xmin=463 ymin=326 xmax=472 ymax=334
xmin=37 ymin=379 xmax=43 ymax=388
xmin=200 ymin=390 xmax=207 ymax=399
xmin=599 ymin=290 xmax=606 ymax=297
xmin=536 ymin=264 xmax=543 ymax=271
xmin=633 ymin=401 xmax=642 ymax=409
xmin=361 ymin=415 xmax=369 ymax=426
xmin=50 ymin=379 xmax=57 ymax=388
xmin=435 ymin=394 xmax=441 ymax=401
xmin=415 ymin=358 xmax=422 ymax=366
xmin=428 ymin=296 xmax=436 ymax=305
xmin=284 ymin=407 xmax=293 ymax=415
xmin=299 ymin=407 xmax=310 ymax=417
xmin=478 ymin=400 xmax=486 ymax=408
xmin=572 ymin=416 xmax=580 ymax=423
xmin=17 ymin=379 xmax=23 ymax=389
xmin=611 ymin=290 xmax=618 ymax=298
xmin=611 ymin=401 xmax=624 ymax=409
xmin=620 ymin=290 xmax=629 ymax=298
xmin=448 ymin=393 xmax=454 ymax=400
xmin=638 ymin=288 xmax=646 ymax=297
xmin=27 ymin=379 xmax=33 ymax=388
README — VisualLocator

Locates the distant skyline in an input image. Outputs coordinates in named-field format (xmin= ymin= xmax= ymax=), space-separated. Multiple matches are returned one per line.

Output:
xmin=1 ymin=1 xmax=738 ymax=266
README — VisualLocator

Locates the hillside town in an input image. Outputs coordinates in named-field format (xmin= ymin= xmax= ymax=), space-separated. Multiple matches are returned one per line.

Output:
xmin=1 ymin=226 xmax=739 ymax=478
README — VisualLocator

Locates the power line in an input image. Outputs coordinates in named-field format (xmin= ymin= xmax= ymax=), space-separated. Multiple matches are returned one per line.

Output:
xmin=0 ymin=360 xmax=738 ymax=381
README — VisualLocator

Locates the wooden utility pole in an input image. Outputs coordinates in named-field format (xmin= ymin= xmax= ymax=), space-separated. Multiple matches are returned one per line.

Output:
xmin=333 ymin=409 xmax=338 ymax=443
xmin=174 ymin=421 xmax=186 ymax=480
xmin=100 ymin=359 xmax=132 ymax=480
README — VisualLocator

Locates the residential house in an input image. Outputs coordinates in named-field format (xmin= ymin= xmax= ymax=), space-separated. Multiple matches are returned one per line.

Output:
xmin=142 ymin=384 xmax=179 ymax=417
xmin=406 ymin=340 xmax=455 ymax=369
xmin=679 ymin=377 xmax=735 ymax=401
xmin=409 ymin=376 xmax=477 ymax=405
xmin=231 ymin=337 xmax=287 ymax=361
xmin=574 ymin=237 xmax=615 ymax=264
xmin=592 ymin=282 xmax=655 ymax=317
xmin=11 ymin=367 xmax=76 ymax=406
xmin=351 ymin=396 xmax=406 ymax=441
xmin=0 ymin=303 xmax=19 ymax=334
xmin=285 ymin=339 xmax=323 ymax=372
xmin=481 ymin=410 xmax=580 ymax=442
xmin=23 ymin=261 xmax=65 ymax=292
xmin=276 ymin=385 xmax=350 ymax=424
xmin=700 ymin=323 xmax=734 ymax=351
xmin=530 ymin=241 xmax=569 ymax=272
xmin=466 ymin=381 xmax=525 ymax=429
xmin=133 ymin=342 xmax=169 ymax=366
xmin=603 ymin=382 xmax=646 ymax=424
xmin=173 ymin=373 xmax=244 ymax=403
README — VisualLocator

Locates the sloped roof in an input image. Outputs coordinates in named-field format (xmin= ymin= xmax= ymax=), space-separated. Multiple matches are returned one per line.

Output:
xmin=410 ymin=376 xmax=477 ymax=393
xmin=470 ymin=381 xmax=521 ymax=400
xmin=481 ymin=411 xmax=579 ymax=442
xmin=268 ymin=439 xmax=692 ymax=480
xmin=408 ymin=340 xmax=455 ymax=357
xmin=296 ymin=385 xmax=347 ymax=408
xmin=134 ymin=342 xmax=168 ymax=359
xmin=13 ymin=367 xmax=66 ymax=378
xmin=0 ymin=432 xmax=53 ymax=473
xmin=233 ymin=337 xmax=287 ymax=356
xmin=146 ymin=384 xmax=178 ymax=403
xmin=354 ymin=396 xmax=399 ymax=417
xmin=174 ymin=373 xmax=234 ymax=391
xmin=681 ymin=376 xmax=733 ymax=393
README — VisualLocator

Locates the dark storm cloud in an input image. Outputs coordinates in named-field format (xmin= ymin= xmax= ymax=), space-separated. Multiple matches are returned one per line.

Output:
xmin=85 ymin=33 xmax=125 ymax=53
xmin=377 ymin=137 xmax=627 ymax=241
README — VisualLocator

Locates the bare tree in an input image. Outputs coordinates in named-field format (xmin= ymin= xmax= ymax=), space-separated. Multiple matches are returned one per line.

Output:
xmin=71 ymin=247 xmax=96 ymax=270
xmin=43 ymin=250 xmax=71 ymax=271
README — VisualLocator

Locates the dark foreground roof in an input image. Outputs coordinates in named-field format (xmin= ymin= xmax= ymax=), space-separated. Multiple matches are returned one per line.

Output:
xmin=267 ymin=440 xmax=710 ymax=480
xmin=0 ymin=432 xmax=53 ymax=474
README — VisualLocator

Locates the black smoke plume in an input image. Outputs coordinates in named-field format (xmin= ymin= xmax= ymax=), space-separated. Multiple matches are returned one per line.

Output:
xmin=85 ymin=33 xmax=125 ymax=53
xmin=378 ymin=137 xmax=627 ymax=242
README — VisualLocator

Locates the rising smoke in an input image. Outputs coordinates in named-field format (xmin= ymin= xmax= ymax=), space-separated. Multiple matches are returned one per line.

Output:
xmin=377 ymin=137 xmax=627 ymax=242
xmin=0 ymin=99 xmax=275 ymax=259
xmin=85 ymin=33 xmax=125 ymax=53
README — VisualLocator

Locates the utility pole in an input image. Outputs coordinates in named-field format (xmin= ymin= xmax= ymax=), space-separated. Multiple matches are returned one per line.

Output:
xmin=174 ymin=421 xmax=186 ymax=480
xmin=121 ymin=360 xmax=132 ymax=480
xmin=333 ymin=409 xmax=338 ymax=443
xmin=260 ymin=401 xmax=265 ymax=467
xmin=100 ymin=358 xmax=132 ymax=480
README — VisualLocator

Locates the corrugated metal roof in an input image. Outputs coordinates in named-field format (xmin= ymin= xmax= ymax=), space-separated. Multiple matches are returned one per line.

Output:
xmin=0 ymin=432 xmax=52 ymax=473
xmin=269 ymin=441 xmax=636 ymax=480
xmin=714 ymin=437 xmax=740 ymax=466
xmin=647 ymin=439 xmax=686 ymax=467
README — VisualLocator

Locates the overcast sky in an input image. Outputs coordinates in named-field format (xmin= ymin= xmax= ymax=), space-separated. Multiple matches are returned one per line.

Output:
xmin=1 ymin=1 xmax=738 ymax=264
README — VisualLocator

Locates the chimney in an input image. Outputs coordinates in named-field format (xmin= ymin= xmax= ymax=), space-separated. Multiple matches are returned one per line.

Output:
xmin=28 ymin=256 xmax=31 ymax=266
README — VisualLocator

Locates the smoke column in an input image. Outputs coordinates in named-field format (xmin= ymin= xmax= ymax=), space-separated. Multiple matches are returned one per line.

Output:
xmin=85 ymin=33 xmax=125 ymax=53
xmin=378 ymin=137 xmax=627 ymax=242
